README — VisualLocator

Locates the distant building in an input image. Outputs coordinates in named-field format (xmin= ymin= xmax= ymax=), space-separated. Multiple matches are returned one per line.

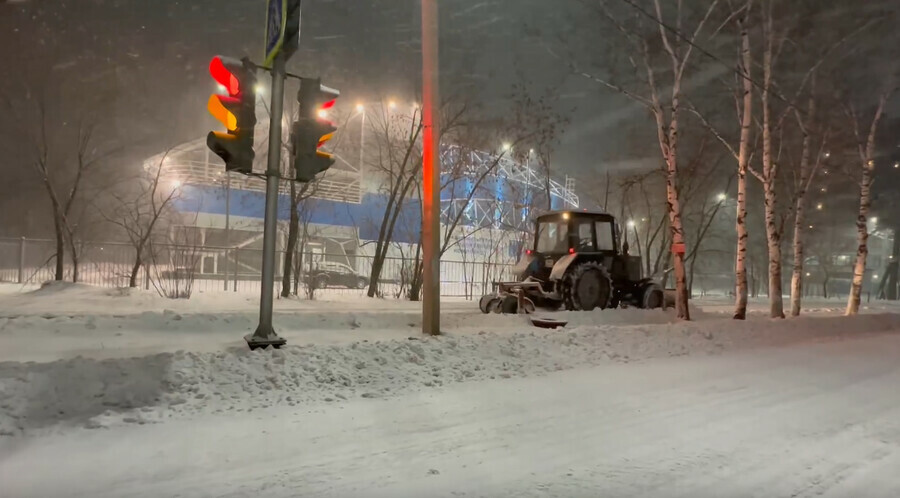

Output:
xmin=146 ymin=132 xmax=578 ymax=283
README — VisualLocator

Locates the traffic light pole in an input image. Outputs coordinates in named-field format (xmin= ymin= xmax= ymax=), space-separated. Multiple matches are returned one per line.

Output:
xmin=421 ymin=0 xmax=441 ymax=336
xmin=247 ymin=53 xmax=287 ymax=349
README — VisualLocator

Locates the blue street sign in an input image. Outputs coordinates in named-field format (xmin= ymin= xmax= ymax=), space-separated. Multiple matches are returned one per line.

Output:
xmin=264 ymin=0 xmax=287 ymax=68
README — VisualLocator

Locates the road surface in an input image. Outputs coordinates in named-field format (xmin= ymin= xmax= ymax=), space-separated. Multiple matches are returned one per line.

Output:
xmin=2 ymin=333 xmax=900 ymax=497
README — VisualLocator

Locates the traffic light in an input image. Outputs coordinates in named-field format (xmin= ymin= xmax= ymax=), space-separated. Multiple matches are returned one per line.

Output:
xmin=291 ymin=77 xmax=340 ymax=182
xmin=206 ymin=56 xmax=257 ymax=174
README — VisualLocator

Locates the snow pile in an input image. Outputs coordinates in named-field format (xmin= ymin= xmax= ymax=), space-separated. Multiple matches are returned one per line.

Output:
xmin=2 ymin=312 xmax=899 ymax=436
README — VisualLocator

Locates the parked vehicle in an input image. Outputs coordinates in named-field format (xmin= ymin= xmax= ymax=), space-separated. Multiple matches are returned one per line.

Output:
xmin=306 ymin=261 xmax=369 ymax=289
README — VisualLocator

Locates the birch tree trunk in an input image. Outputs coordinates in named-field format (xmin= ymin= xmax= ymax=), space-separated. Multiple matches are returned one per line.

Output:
xmin=846 ymin=93 xmax=891 ymax=315
xmin=665 ymin=157 xmax=691 ymax=320
xmin=789 ymin=198 xmax=807 ymax=316
xmin=789 ymin=86 xmax=818 ymax=317
xmin=760 ymin=11 xmax=784 ymax=319
xmin=733 ymin=16 xmax=753 ymax=320
xmin=846 ymin=167 xmax=871 ymax=315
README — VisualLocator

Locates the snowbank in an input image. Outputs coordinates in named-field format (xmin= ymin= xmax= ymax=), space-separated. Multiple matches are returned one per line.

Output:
xmin=0 ymin=283 xmax=693 ymax=362
xmin=2 ymin=312 xmax=899 ymax=436
xmin=0 ymin=281 xmax=429 ymax=315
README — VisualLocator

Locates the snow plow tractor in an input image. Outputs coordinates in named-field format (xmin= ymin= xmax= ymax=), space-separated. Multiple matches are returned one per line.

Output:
xmin=479 ymin=210 xmax=664 ymax=314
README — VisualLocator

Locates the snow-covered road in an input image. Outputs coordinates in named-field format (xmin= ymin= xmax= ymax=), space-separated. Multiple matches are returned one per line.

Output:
xmin=3 ymin=332 xmax=900 ymax=498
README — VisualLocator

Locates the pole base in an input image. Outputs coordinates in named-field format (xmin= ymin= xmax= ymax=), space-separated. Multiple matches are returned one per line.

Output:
xmin=244 ymin=326 xmax=287 ymax=350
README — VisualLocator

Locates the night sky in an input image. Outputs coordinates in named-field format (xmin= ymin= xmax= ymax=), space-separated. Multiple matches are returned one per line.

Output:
xmin=1 ymin=0 xmax=898 ymax=233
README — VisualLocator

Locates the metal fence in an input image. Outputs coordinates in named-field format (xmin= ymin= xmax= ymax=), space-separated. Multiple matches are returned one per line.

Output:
xmin=0 ymin=237 xmax=515 ymax=299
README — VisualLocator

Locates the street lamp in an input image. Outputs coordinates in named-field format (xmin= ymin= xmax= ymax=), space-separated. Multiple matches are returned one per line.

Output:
xmin=502 ymin=142 xmax=512 ymax=152
xmin=717 ymin=193 xmax=727 ymax=202
xmin=356 ymin=103 xmax=364 ymax=113
xmin=817 ymin=203 xmax=824 ymax=210
xmin=870 ymin=216 xmax=878 ymax=224
xmin=627 ymin=220 xmax=636 ymax=228
xmin=388 ymin=100 xmax=397 ymax=110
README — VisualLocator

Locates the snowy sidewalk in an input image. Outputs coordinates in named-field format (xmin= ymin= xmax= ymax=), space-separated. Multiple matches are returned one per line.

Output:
xmin=3 ymin=332 xmax=900 ymax=497
xmin=2 ymin=311 xmax=900 ymax=437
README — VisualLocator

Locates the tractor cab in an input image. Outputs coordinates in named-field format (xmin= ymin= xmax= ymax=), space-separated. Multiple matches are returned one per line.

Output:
xmin=521 ymin=210 xmax=641 ymax=284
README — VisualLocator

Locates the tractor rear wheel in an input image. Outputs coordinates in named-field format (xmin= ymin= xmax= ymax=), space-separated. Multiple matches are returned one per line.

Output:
xmin=641 ymin=282 xmax=664 ymax=309
xmin=563 ymin=261 xmax=612 ymax=311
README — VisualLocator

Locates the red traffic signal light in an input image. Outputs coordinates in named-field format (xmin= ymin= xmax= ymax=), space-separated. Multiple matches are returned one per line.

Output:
xmin=206 ymin=56 xmax=257 ymax=173
xmin=209 ymin=56 xmax=242 ymax=96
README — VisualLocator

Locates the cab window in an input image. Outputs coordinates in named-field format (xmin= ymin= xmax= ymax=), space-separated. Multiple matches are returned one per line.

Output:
xmin=576 ymin=221 xmax=595 ymax=251
xmin=595 ymin=221 xmax=614 ymax=251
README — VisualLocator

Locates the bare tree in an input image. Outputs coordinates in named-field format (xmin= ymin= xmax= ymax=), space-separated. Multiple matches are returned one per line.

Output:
xmin=103 ymin=149 xmax=181 ymax=288
xmin=25 ymin=99 xmax=112 ymax=282
xmin=148 ymin=225 xmax=204 ymax=299
xmin=281 ymin=180 xmax=316 ymax=297
xmin=564 ymin=0 xmax=724 ymax=319
xmin=364 ymin=103 xmax=426 ymax=297
xmin=788 ymin=82 xmax=827 ymax=316
xmin=844 ymin=88 xmax=895 ymax=315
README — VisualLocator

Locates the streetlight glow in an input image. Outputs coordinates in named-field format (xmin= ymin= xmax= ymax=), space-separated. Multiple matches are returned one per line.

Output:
xmin=824 ymin=152 xmax=831 ymax=158
xmin=817 ymin=203 xmax=824 ymax=210
xmin=717 ymin=193 xmax=727 ymax=201
xmin=356 ymin=103 xmax=364 ymax=112
xmin=254 ymin=83 xmax=265 ymax=94
xmin=317 ymin=109 xmax=328 ymax=119
xmin=870 ymin=217 xmax=878 ymax=224
xmin=388 ymin=101 xmax=397 ymax=109
xmin=502 ymin=142 xmax=512 ymax=152
xmin=627 ymin=220 xmax=636 ymax=228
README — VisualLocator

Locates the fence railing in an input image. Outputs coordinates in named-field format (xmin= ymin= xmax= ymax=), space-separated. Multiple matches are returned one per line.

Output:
xmin=0 ymin=237 xmax=516 ymax=299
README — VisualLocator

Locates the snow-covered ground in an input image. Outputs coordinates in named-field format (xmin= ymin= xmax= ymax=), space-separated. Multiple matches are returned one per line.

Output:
xmin=2 ymin=282 xmax=900 ymax=496
xmin=3 ymin=332 xmax=900 ymax=497
xmin=0 ymin=281 xmax=896 ymax=363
